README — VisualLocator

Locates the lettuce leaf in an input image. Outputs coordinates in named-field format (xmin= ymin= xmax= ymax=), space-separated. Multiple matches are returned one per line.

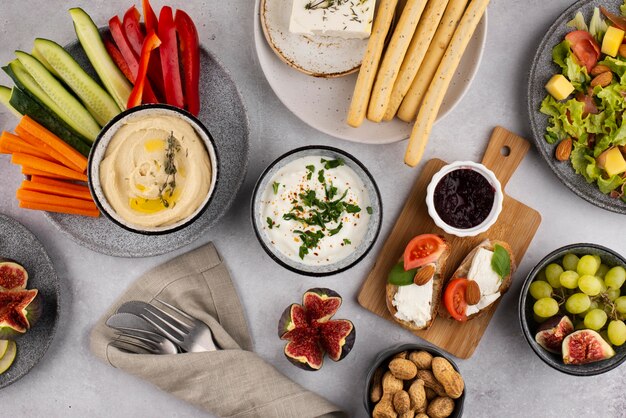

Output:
xmin=552 ymin=40 xmax=589 ymax=91
xmin=597 ymin=56 xmax=626 ymax=83
xmin=590 ymin=7 xmax=609 ymax=43
xmin=621 ymin=1 xmax=626 ymax=16
xmin=567 ymin=11 xmax=589 ymax=32
xmin=598 ymin=174 xmax=625 ymax=194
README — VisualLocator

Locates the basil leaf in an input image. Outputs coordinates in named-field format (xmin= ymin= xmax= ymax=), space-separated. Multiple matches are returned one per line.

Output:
xmin=388 ymin=261 xmax=418 ymax=286
xmin=491 ymin=244 xmax=511 ymax=280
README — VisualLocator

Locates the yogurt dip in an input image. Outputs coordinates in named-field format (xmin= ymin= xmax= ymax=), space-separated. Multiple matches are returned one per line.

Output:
xmin=259 ymin=155 xmax=371 ymax=265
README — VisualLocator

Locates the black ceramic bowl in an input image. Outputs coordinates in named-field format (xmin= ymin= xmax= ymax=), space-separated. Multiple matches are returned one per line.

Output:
xmin=363 ymin=344 xmax=465 ymax=417
xmin=519 ymin=243 xmax=626 ymax=376
xmin=88 ymin=104 xmax=219 ymax=235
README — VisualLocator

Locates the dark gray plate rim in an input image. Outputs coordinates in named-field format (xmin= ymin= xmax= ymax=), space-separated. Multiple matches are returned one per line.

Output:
xmin=527 ymin=0 xmax=626 ymax=214
xmin=250 ymin=145 xmax=383 ymax=277
xmin=0 ymin=213 xmax=60 ymax=389
xmin=518 ymin=243 xmax=626 ymax=376
xmin=42 ymin=32 xmax=250 ymax=258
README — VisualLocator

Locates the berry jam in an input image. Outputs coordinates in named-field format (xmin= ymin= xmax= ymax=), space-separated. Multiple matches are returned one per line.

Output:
xmin=433 ymin=169 xmax=495 ymax=229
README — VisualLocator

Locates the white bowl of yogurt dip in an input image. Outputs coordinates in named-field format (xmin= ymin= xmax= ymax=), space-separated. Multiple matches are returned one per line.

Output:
xmin=251 ymin=146 xmax=382 ymax=276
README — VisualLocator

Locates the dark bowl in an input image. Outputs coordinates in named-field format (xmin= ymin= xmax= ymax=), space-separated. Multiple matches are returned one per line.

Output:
xmin=519 ymin=243 xmax=626 ymax=376
xmin=88 ymin=104 xmax=219 ymax=235
xmin=363 ymin=344 xmax=465 ymax=417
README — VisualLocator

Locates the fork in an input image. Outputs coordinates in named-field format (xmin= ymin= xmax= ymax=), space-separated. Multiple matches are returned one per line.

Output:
xmin=140 ymin=299 xmax=219 ymax=353
xmin=109 ymin=332 xmax=178 ymax=355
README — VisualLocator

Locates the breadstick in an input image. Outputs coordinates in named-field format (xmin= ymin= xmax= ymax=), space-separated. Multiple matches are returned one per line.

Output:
xmin=367 ymin=0 xmax=428 ymax=123
xmin=404 ymin=0 xmax=490 ymax=167
xmin=382 ymin=0 xmax=449 ymax=121
xmin=398 ymin=0 xmax=469 ymax=122
xmin=347 ymin=0 xmax=399 ymax=128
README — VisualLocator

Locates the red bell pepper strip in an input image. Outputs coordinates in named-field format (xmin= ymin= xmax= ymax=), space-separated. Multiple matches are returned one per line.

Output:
xmin=123 ymin=6 xmax=166 ymax=100
xmin=158 ymin=6 xmax=184 ymax=109
xmin=109 ymin=15 xmax=158 ymax=104
xmin=104 ymin=39 xmax=134 ymax=82
xmin=142 ymin=0 xmax=159 ymax=34
xmin=128 ymin=32 xmax=161 ymax=109
xmin=175 ymin=9 xmax=200 ymax=116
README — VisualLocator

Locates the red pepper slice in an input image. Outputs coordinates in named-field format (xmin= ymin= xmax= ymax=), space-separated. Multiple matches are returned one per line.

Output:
xmin=123 ymin=6 xmax=144 ymax=56
xmin=158 ymin=6 xmax=184 ymax=109
xmin=128 ymin=32 xmax=162 ymax=109
xmin=109 ymin=15 xmax=158 ymax=104
xmin=142 ymin=0 xmax=159 ymax=34
xmin=104 ymin=38 xmax=134 ymax=82
xmin=175 ymin=9 xmax=200 ymax=116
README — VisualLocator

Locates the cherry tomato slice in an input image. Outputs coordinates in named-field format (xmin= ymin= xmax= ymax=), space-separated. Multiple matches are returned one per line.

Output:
xmin=565 ymin=30 xmax=600 ymax=73
xmin=403 ymin=234 xmax=447 ymax=271
xmin=444 ymin=278 xmax=468 ymax=322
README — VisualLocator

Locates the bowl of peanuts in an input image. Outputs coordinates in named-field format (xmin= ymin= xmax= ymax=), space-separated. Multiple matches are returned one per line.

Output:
xmin=364 ymin=344 xmax=466 ymax=418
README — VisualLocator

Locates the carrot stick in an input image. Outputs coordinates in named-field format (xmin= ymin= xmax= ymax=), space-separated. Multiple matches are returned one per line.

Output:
xmin=20 ymin=180 xmax=93 ymax=201
xmin=30 ymin=175 xmax=88 ymax=191
xmin=15 ymin=126 xmax=83 ymax=172
xmin=11 ymin=153 xmax=87 ymax=182
xmin=18 ymin=116 xmax=88 ymax=172
xmin=21 ymin=167 xmax=73 ymax=180
xmin=0 ymin=132 xmax=57 ymax=161
xmin=16 ymin=188 xmax=97 ymax=211
xmin=18 ymin=201 xmax=100 ymax=217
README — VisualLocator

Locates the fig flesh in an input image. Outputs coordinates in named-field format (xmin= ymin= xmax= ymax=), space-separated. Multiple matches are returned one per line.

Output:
xmin=0 ymin=259 xmax=28 ymax=291
xmin=535 ymin=315 xmax=574 ymax=354
xmin=562 ymin=329 xmax=615 ymax=365
xmin=0 ymin=289 xmax=41 ymax=339
xmin=278 ymin=288 xmax=355 ymax=371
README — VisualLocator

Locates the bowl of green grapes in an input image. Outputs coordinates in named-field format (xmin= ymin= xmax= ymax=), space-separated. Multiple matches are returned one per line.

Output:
xmin=519 ymin=244 xmax=626 ymax=376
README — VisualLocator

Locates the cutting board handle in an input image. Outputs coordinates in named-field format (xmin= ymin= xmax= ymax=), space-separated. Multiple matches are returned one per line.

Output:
xmin=481 ymin=126 xmax=531 ymax=188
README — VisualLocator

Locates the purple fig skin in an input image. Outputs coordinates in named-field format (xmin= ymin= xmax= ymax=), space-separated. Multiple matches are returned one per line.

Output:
xmin=304 ymin=288 xmax=342 ymax=301
xmin=535 ymin=315 xmax=574 ymax=354
xmin=334 ymin=322 xmax=356 ymax=362
xmin=283 ymin=349 xmax=324 ymax=371
xmin=562 ymin=330 xmax=615 ymax=365
xmin=302 ymin=288 xmax=343 ymax=323
xmin=278 ymin=304 xmax=297 ymax=339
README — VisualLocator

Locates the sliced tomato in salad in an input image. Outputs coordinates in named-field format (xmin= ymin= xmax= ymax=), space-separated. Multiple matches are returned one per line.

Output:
xmin=565 ymin=30 xmax=600 ymax=73
xmin=403 ymin=234 xmax=447 ymax=271
xmin=600 ymin=6 xmax=626 ymax=31
xmin=443 ymin=278 xmax=469 ymax=321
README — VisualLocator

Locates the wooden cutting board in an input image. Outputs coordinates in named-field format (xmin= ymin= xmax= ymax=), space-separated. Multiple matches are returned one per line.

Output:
xmin=357 ymin=127 xmax=542 ymax=359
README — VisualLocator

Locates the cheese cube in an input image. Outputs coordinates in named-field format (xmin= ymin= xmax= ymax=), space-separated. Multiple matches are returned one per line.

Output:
xmin=545 ymin=74 xmax=575 ymax=100
xmin=289 ymin=0 xmax=375 ymax=39
xmin=597 ymin=147 xmax=626 ymax=177
xmin=601 ymin=26 xmax=625 ymax=57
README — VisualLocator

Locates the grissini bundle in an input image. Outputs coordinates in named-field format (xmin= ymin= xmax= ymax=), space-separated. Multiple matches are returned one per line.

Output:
xmin=404 ymin=0 xmax=490 ymax=167
xmin=382 ymin=0 xmax=450 ymax=121
xmin=397 ymin=0 xmax=469 ymax=122
xmin=346 ymin=0 xmax=398 ymax=128
xmin=367 ymin=0 xmax=428 ymax=123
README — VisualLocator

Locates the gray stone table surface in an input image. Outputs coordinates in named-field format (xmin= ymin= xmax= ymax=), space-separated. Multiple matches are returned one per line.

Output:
xmin=1 ymin=0 xmax=624 ymax=417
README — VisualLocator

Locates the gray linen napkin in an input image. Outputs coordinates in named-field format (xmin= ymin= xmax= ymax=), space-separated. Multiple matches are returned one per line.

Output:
xmin=90 ymin=243 xmax=345 ymax=418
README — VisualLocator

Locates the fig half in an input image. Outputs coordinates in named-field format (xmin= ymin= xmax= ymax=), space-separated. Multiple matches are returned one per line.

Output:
xmin=562 ymin=329 xmax=615 ymax=365
xmin=0 ymin=288 xmax=41 ymax=339
xmin=0 ymin=259 xmax=28 ymax=291
xmin=535 ymin=315 xmax=574 ymax=354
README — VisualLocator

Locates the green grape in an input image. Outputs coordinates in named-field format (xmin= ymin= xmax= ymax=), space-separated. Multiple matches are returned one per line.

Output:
xmin=596 ymin=264 xmax=610 ymax=279
xmin=536 ymin=268 xmax=547 ymax=282
xmin=605 ymin=266 xmax=626 ymax=289
xmin=574 ymin=321 xmax=586 ymax=331
xmin=584 ymin=309 xmax=608 ymax=330
xmin=545 ymin=263 xmax=564 ymax=288
xmin=533 ymin=298 xmax=559 ymax=318
xmin=533 ymin=313 xmax=549 ymax=323
xmin=562 ymin=253 xmax=580 ymax=272
xmin=559 ymin=270 xmax=579 ymax=289
xmin=529 ymin=281 xmax=553 ymax=300
xmin=615 ymin=296 xmax=626 ymax=314
xmin=577 ymin=255 xmax=600 ymax=276
xmin=593 ymin=255 xmax=602 ymax=267
xmin=578 ymin=275 xmax=603 ymax=296
xmin=599 ymin=278 xmax=608 ymax=293
xmin=608 ymin=320 xmax=626 ymax=346
xmin=565 ymin=293 xmax=591 ymax=314
xmin=607 ymin=287 xmax=621 ymax=301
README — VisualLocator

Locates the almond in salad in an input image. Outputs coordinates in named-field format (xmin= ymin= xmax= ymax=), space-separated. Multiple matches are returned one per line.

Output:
xmin=590 ymin=71 xmax=613 ymax=88
xmin=590 ymin=64 xmax=611 ymax=76
xmin=555 ymin=138 xmax=573 ymax=162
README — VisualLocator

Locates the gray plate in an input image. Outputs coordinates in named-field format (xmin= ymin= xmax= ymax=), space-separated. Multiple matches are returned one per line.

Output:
xmin=43 ymin=32 xmax=250 ymax=257
xmin=0 ymin=214 xmax=59 ymax=389
xmin=528 ymin=0 xmax=626 ymax=214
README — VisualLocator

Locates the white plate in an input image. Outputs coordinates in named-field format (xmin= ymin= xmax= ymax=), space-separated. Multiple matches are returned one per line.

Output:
xmin=254 ymin=0 xmax=488 ymax=144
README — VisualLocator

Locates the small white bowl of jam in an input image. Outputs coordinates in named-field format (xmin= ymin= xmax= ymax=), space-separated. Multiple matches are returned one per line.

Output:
xmin=425 ymin=161 xmax=503 ymax=237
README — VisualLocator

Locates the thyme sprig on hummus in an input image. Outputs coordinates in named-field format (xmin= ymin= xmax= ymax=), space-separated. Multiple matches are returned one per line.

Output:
xmin=158 ymin=131 xmax=181 ymax=208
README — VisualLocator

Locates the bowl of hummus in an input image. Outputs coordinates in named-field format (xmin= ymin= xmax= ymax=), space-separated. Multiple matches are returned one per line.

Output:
xmin=88 ymin=105 xmax=218 ymax=235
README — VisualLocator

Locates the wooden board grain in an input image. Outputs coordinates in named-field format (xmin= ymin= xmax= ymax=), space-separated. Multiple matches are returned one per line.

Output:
xmin=357 ymin=127 xmax=542 ymax=358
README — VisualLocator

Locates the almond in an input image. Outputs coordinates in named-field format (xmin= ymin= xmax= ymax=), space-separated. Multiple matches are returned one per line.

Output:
xmin=620 ymin=44 xmax=626 ymax=59
xmin=590 ymin=64 xmax=610 ymax=76
xmin=413 ymin=264 xmax=435 ymax=286
xmin=465 ymin=280 xmax=481 ymax=306
xmin=555 ymin=137 xmax=572 ymax=162
xmin=590 ymin=71 xmax=612 ymax=88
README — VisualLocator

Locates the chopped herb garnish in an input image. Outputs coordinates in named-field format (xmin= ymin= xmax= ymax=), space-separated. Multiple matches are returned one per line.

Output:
xmin=345 ymin=203 xmax=361 ymax=213
xmin=158 ymin=132 xmax=181 ymax=208
xmin=272 ymin=182 xmax=280 ymax=195
xmin=343 ymin=238 xmax=351 ymax=245
xmin=306 ymin=165 xmax=315 ymax=180
xmin=328 ymin=222 xmax=343 ymax=236
xmin=321 ymin=158 xmax=345 ymax=169
xmin=266 ymin=217 xmax=275 ymax=229
xmin=318 ymin=169 xmax=325 ymax=183
xmin=366 ymin=206 xmax=373 ymax=214
xmin=294 ymin=230 xmax=325 ymax=259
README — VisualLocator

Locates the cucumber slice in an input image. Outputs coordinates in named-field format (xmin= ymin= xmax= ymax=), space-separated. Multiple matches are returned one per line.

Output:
xmin=34 ymin=38 xmax=121 ymax=127
xmin=9 ymin=87 xmax=91 ymax=157
xmin=0 ymin=86 xmax=22 ymax=118
xmin=70 ymin=7 xmax=132 ymax=111
xmin=15 ymin=51 xmax=100 ymax=141
xmin=31 ymin=46 xmax=59 ymax=78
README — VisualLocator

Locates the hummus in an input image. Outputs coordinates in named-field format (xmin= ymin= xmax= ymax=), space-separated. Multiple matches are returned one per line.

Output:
xmin=99 ymin=115 xmax=212 ymax=228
